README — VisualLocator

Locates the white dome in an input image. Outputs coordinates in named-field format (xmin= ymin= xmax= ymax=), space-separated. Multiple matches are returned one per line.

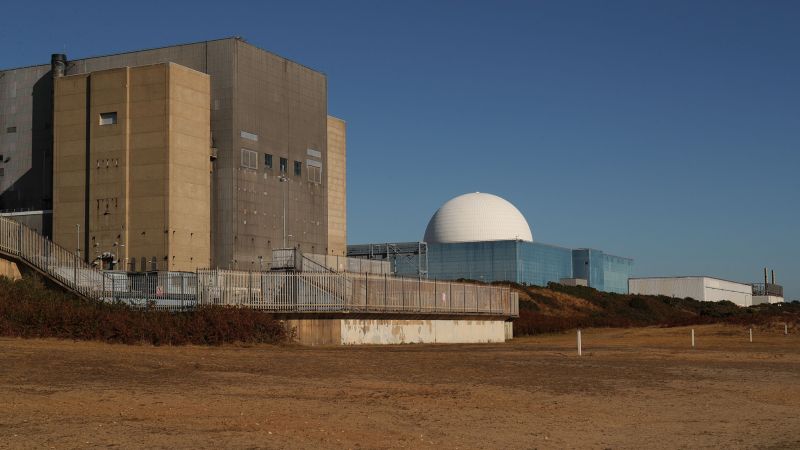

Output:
xmin=423 ymin=192 xmax=533 ymax=244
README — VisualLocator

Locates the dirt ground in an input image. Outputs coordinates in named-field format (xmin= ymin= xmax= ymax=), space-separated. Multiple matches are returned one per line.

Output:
xmin=1 ymin=324 xmax=799 ymax=449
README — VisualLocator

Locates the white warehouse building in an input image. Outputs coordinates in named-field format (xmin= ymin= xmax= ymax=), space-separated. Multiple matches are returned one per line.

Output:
xmin=629 ymin=277 xmax=755 ymax=307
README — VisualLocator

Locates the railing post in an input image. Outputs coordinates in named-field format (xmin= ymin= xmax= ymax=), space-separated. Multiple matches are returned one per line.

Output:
xmin=416 ymin=276 xmax=420 ymax=312
xmin=384 ymin=273 xmax=387 ymax=311
xmin=449 ymin=282 xmax=452 ymax=313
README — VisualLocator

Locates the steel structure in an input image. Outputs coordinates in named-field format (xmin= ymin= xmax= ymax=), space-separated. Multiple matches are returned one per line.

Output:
xmin=347 ymin=242 xmax=428 ymax=278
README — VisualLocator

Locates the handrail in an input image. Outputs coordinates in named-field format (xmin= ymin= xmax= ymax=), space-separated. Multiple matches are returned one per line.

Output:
xmin=0 ymin=216 xmax=105 ymax=300
xmin=0 ymin=216 xmax=519 ymax=317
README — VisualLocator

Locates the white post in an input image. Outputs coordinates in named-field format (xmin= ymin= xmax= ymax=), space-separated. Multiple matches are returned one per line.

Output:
xmin=691 ymin=329 xmax=695 ymax=348
xmin=577 ymin=329 xmax=582 ymax=356
xmin=785 ymin=323 xmax=788 ymax=336
xmin=749 ymin=328 xmax=753 ymax=343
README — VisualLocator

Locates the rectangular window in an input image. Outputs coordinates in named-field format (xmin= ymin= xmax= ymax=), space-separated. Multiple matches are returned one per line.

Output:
xmin=279 ymin=157 xmax=288 ymax=173
xmin=294 ymin=161 xmax=302 ymax=176
xmin=264 ymin=153 xmax=273 ymax=169
xmin=307 ymin=159 xmax=322 ymax=184
xmin=240 ymin=148 xmax=258 ymax=169
xmin=0 ymin=168 xmax=4 ymax=177
xmin=6 ymin=126 xmax=16 ymax=133
xmin=99 ymin=112 xmax=117 ymax=126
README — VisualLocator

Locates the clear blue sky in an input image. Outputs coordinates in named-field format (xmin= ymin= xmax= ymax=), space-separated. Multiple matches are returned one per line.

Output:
xmin=2 ymin=1 xmax=798 ymax=299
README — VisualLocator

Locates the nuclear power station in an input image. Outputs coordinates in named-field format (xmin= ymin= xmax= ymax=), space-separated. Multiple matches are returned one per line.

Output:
xmin=0 ymin=38 xmax=345 ymax=272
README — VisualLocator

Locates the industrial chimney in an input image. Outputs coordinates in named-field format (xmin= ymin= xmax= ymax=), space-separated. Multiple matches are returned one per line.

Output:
xmin=51 ymin=53 xmax=67 ymax=77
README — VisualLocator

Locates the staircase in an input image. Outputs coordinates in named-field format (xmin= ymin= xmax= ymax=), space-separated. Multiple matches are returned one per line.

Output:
xmin=0 ymin=215 xmax=104 ymax=300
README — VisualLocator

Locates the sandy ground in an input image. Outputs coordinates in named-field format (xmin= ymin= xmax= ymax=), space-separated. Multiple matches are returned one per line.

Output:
xmin=1 ymin=324 xmax=799 ymax=449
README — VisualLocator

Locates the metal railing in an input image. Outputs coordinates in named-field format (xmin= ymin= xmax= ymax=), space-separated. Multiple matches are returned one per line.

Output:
xmin=0 ymin=215 xmax=105 ymax=300
xmin=0 ymin=215 xmax=518 ymax=317
xmin=304 ymin=253 xmax=392 ymax=275
xmin=197 ymin=268 xmax=518 ymax=316
xmin=751 ymin=283 xmax=784 ymax=297
xmin=102 ymin=271 xmax=198 ymax=310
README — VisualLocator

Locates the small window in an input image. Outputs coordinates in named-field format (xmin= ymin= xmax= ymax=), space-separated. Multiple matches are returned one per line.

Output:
xmin=240 ymin=148 xmax=257 ymax=170
xmin=99 ymin=112 xmax=117 ymax=126
xmin=6 ymin=126 xmax=16 ymax=133
xmin=264 ymin=153 xmax=273 ymax=169
xmin=294 ymin=161 xmax=301 ymax=176
xmin=279 ymin=157 xmax=288 ymax=173
xmin=0 ymin=155 xmax=3 ymax=163
xmin=0 ymin=168 xmax=4 ymax=177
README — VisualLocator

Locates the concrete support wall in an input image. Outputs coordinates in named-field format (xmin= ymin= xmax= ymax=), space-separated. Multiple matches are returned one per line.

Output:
xmin=0 ymin=257 xmax=21 ymax=281
xmin=287 ymin=318 xmax=508 ymax=345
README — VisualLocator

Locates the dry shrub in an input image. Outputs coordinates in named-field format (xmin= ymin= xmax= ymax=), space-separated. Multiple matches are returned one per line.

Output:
xmin=507 ymin=282 xmax=800 ymax=337
xmin=0 ymin=275 xmax=288 ymax=345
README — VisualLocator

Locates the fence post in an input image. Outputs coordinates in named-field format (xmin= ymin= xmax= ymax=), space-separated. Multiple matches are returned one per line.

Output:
xmin=577 ymin=329 xmax=582 ymax=356
xmin=449 ymin=282 xmax=452 ymax=313
xmin=181 ymin=274 xmax=185 ymax=310
xmin=749 ymin=327 xmax=753 ymax=343
xmin=384 ymin=273 xmax=387 ymax=310
xmin=786 ymin=323 xmax=789 ymax=335
xmin=418 ymin=276 xmax=421 ymax=312
xmin=365 ymin=272 xmax=368 ymax=310
xmin=691 ymin=328 xmax=695 ymax=348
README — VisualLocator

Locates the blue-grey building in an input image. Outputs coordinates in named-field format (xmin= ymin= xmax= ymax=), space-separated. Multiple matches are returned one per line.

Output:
xmin=349 ymin=192 xmax=633 ymax=294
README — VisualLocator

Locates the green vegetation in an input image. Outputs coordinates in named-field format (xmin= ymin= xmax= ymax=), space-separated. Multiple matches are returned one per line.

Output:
xmin=506 ymin=282 xmax=800 ymax=336
xmin=0 ymin=275 xmax=288 ymax=345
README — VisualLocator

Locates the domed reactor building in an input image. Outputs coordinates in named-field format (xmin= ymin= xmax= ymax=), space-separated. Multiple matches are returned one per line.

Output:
xmin=348 ymin=192 xmax=633 ymax=294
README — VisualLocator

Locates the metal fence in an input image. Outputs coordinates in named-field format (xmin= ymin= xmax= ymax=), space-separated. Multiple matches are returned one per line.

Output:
xmin=0 ymin=215 xmax=105 ymax=300
xmin=102 ymin=271 xmax=198 ymax=310
xmin=0 ymin=215 xmax=518 ymax=317
xmin=197 ymin=269 xmax=518 ymax=316
xmin=197 ymin=269 xmax=350 ymax=312
xmin=304 ymin=253 xmax=392 ymax=275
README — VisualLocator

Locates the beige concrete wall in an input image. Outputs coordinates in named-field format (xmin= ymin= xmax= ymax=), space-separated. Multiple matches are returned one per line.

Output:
xmin=166 ymin=64 xmax=211 ymax=271
xmin=0 ymin=257 xmax=22 ymax=281
xmin=53 ymin=74 xmax=89 ymax=256
xmin=54 ymin=63 xmax=210 ymax=272
xmin=287 ymin=318 xmax=508 ymax=345
xmin=505 ymin=322 xmax=514 ymax=340
xmin=286 ymin=319 xmax=342 ymax=346
xmin=340 ymin=319 xmax=507 ymax=345
xmin=126 ymin=64 xmax=168 ymax=270
xmin=326 ymin=116 xmax=347 ymax=256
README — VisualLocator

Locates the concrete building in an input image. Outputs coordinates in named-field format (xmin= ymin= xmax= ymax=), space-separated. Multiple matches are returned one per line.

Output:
xmin=350 ymin=192 xmax=634 ymax=294
xmin=0 ymin=38 xmax=346 ymax=270
xmin=628 ymin=276 xmax=754 ymax=307
xmin=53 ymin=63 xmax=211 ymax=272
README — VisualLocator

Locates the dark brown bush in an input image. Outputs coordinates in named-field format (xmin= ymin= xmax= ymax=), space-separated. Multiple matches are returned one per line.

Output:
xmin=502 ymin=281 xmax=800 ymax=337
xmin=0 ymin=275 xmax=288 ymax=345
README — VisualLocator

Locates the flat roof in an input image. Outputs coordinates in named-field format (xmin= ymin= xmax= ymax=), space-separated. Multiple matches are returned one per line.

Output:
xmin=0 ymin=37 xmax=325 ymax=75
xmin=629 ymin=276 xmax=750 ymax=286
